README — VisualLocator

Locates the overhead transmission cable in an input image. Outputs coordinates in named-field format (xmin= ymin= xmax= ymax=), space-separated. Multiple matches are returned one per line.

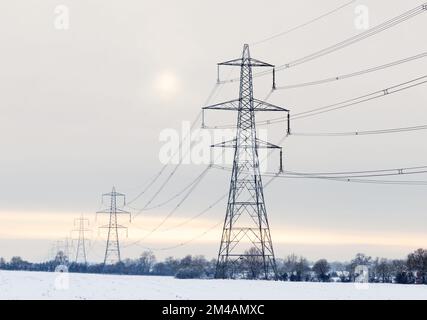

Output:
xmin=222 ymin=3 xmax=427 ymax=83
xmin=125 ymin=71 xmax=239 ymax=240
xmin=291 ymin=75 xmax=427 ymax=120
xmin=212 ymin=163 xmax=427 ymax=178
xmin=159 ymin=135 xmax=289 ymax=233
xmin=275 ymin=52 xmax=427 ymax=90
xmin=127 ymin=83 xmax=221 ymax=207
xmin=159 ymin=193 xmax=228 ymax=232
xmin=211 ymin=163 xmax=427 ymax=185
xmin=124 ymin=134 xmax=288 ymax=248
xmin=291 ymin=124 xmax=427 ymax=137
xmin=128 ymin=166 xmax=212 ymax=214
xmin=314 ymin=178 xmax=427 ymax=186
xmin=208 ymin=75 xmax=427 ymax=129
xmin=125 ymin=151 xmax=229 ymax=246
xmin=123 ymin=165 xmax=212 ymax=248
xmin=251 ymin=0 xmax=357 ymax=46
xmin=126 ymin=171 xmax=282 ymax=251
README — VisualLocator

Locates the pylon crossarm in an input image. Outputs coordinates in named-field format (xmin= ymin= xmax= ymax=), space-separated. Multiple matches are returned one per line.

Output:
xmin=98 ymin=225 xmax=111 ymax=229
xmin=203 ymin=99 xmax=240 ymax=111
xmin=249 ymin=58 xmax=274 ymax=68
xmin=253 ymin=99 xmax=289 ymax=112
xmin=102 ymin=191 xmax=125 ymax=197
xmin=210 ymin=139 xmax=237 ymax=149
xmin=96 ymin=208 xmax=130 ymax=214
xmin=218 ymin=58 xmax=274 ymax=68
xmin=115 ymin=208 xmax=131 ymax=214
xmin=98 ymin=225 xmax=128 ymax=229
xmin=255 ymin=138 xmax=281 ymax=149
xmin=256 ymin=138 xmax=283 ymax=172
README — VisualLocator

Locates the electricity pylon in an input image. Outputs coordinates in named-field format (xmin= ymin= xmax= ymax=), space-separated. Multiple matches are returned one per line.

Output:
xmin=97 ymin=187 xmax=131 ymax=266
xmin=203 ymin=44 xmax=290 ymax=280
xmin=53 ymin=238 xmax=71 ymax=265
xmin=71 ymin=214 xmax=91 ymax=264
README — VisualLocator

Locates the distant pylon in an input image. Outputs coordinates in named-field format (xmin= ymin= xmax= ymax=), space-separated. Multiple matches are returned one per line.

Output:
xmin=97 ymin=187 xmax=131 ymax=266
xmin=53 ymin=238 xmax=71 ymax=264
xmin=64 ymin=237 xmax=72 ymax=261
xmin=71 ymin=214 xmax=91 ymax=264
xmin=203 ymin=44 xmax=290 ymax=280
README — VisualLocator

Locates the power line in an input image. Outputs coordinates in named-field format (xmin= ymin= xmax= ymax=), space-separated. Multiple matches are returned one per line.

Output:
xmin=208 ymin=74 xmax=427 ymax=129
xmin=251 ymin=0 xmax=356 ymax=46
xmin=160 ymin=192 xmax=228 ymax=232
xmin=127 ymin=83 xmax=221 ymax=206
xmin=129 ymin=165 xmax=212 ymax=217
xmin=126 ymin=169 xmax=168 ymax=206
xmin=156 ymin=136 xmax=289 ymax=233
xmin=131 ymin=220 xmax=224 ymax=252
xmin=292 ymin=75 xmax=427 ymax=120
xmin=123 ymin=102 xmax=288 ymax=251
xmin=123 ymin=143 xmax=288 ymax=253
xmin=286 ymin=170 xmax=427 ymax=179
xmin=122 ymin=4 xmax=427 ymax=257
xmin=126 ymin=111 xmax=202 ymax=206
xmin=135 ymin=82 xmax=224 ymax=211
xmin=211 ymin=163 xmax=427 ymax=181
xmin=275 ymin=52 xmax=427 ymax=90
xmin=222 ymin=3 xmax=427 ymax=83
xmin=125 ymin=151 xmax=227 ymax=241
xmin=123 ymin=165 xmax=212 ymax=247
xmin=129 ymin=171 xmax=282 ymax=252
xmin=310 ymin=177 xmax=427 ymax=185
xmin=291 ymin=124 xmax=427 ymax=137
xmin=287 ymin=165 xmax=427 ymax=177
xmin=130 ymin=148 xmax=227 ymax=220
xmin=258 ymin=3 xmax=427 ymax=76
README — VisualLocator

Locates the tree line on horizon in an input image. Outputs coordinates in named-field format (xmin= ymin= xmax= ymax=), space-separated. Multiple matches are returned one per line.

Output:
xmin=1 ymin=248 xmax=426 ymax=284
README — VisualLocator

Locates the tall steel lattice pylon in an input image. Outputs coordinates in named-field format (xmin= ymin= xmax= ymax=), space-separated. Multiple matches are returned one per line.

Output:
xmin=97 ymin=187 xmax=131 ymax=266
xmin=71 ymin=214 xmax=91 ymax=264
xmin=203 ymin=44 xmax=290 ymax=280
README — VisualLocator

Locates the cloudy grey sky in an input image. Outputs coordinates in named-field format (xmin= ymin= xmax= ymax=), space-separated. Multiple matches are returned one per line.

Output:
xmin=1 ymin=0 xmax=427 ymax=262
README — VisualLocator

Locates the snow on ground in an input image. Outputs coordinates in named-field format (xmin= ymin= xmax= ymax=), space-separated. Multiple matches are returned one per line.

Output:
xmin=0 ymin=270 xmax=426 ymax=300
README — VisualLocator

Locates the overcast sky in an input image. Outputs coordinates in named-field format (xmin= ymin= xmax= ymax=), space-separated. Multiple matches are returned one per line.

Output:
xmin=1 ymin=0 xmax=427 ymax=263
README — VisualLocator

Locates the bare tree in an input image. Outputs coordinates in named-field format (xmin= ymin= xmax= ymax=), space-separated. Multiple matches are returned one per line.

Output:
xmin=375 ymin=258 xmax=392 ymax=283
xmin=243 ymin=247 xmax=264 ymax=279
xmin=139 ymin=250 xmax=156 ymax=274
xmin=407 ymin=248 xmax=427 ymax=284
xmin=281 ymin=253 xmax=298 ymax=280
xmin=295 ymin=257 xmax=310 ymax=281
xmin=391 ymin=259 xmax=409 ymax=284
xmin=312 ymin=259 xmax=330 ymax=282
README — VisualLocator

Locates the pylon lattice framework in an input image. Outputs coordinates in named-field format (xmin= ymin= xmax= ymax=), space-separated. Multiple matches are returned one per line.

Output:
xmin=97 ymin=187 xmax=131 ymax=266
xmin=203 ymin=44 xmax=290 ymax=280
xmin=71 ymin=214 xmax=91 ymax=264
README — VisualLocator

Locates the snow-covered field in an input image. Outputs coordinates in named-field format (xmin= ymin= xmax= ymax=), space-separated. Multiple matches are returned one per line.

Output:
xmin=0 ymin=270 xmax=426 ymax=300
